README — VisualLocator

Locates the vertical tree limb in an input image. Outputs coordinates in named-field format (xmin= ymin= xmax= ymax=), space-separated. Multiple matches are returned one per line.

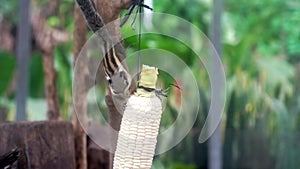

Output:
xmin=94 ymin=1 xmax=127 ymax=168
xmin=75 ymin=1 xmax=133 ymax=168
xmin=73 ymin=4 xmax=88 ymax=169
xmin=42 ymin=51 xmax=61 ymax=120
xmin=31 ymin=8 xmax=63 ymax=120
xmin=94 ymin=0 xmax=130 ymax=133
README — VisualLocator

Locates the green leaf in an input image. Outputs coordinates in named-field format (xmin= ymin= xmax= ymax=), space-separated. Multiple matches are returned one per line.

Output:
xmin=29 ymin=52 xmax=45 ymax=98
xmin=47 ymin=16 xmax=59 ymax=27
xmin=0 ymin=51 xmax=16 ymax=95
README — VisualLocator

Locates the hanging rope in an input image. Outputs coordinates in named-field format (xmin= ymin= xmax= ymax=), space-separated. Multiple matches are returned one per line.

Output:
xmin=137 ymin=2 xmax=142 ymax=81
xmin=119 ymin=0 xmax=153 ymax=83
xmin=120 ymin=0 xmax=152 ymax=27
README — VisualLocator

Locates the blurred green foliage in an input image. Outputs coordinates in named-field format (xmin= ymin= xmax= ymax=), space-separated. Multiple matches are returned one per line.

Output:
xmin=0 ymin=52 xmax=15 ymax=96
xmin=29 ymin=52 xmax=45 ymax=98
xmin=0 ymin=0 xmax=18 ymax=24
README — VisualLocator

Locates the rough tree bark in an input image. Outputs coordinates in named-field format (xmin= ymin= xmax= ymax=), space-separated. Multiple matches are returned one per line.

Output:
xmin=74 ymin=0 xmax=133 ymax=168
xmin=42 ymin=51 xmax=61 ymax=120
xmin=73 ymin=4 xmax=88 ymax=169
xmin=93 ymin=1 xmax=132 ymax=168
xmin=0 ymin=121 xmax=75 ymax=169
xmin=95 ymin=0 xmax=132 ymax=131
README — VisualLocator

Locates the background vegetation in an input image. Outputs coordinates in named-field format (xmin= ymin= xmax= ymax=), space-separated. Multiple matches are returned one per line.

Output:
xmin=0 ymin=0 xmax=299 ymax=168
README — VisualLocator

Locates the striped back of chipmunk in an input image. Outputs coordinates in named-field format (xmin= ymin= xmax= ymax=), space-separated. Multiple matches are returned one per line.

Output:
xmin=100 ymin=41 xmax=129 ymax=82
xmin=99 ymin=40 xmax=133 ymax=100
xmin=101 ymin=41 xmax=119 ymax=78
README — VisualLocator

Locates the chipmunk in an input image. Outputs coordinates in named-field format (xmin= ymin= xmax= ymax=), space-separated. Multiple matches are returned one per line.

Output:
xmin=76 ymin=0 xmax=133 ymax=112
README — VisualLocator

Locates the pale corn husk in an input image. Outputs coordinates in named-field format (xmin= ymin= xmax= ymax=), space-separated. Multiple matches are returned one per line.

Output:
xmin=113 ymin=65 xmax=162 ymax=169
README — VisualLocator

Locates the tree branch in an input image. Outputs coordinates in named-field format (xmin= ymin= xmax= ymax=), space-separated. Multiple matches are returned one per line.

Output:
xmin=73 ymin=3 xmax=88 ymax=169
xmin=76 ymin=0 xmax=105 ymax=33
xmin=42 ymin=51 xmax=61 ymax=120
xmin=75 ymin=1 xmax=136 ymax=168
xmin=31 ymin=10 xmax=62 ymax=120
xmin=112 ymin=0 xmax=133 ymax=11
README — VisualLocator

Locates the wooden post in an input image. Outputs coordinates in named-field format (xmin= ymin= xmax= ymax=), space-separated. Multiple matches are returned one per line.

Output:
xmin=0 ymin=121 xmax=75 ymax=169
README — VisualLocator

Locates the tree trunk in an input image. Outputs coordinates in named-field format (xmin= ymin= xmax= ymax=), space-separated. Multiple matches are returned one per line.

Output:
xmin=31 ymin=6 xmax=64 ymax=120
xmin=73 ymin=4 xmax=88 ymax=169
xmin=15 ymin=0 xmax=31 ymax=121
xmin=74 ymin=1 xmax=133 ymax=168
xmin=208 ymin=0 xmax=223 ymax=169
xmin=42 ymin=51 xmax=61 ymax=120
xmin=94 ymin=1 xmax=131 ymax=168
xmin=94 ymin=0 xmax=125 ymax=132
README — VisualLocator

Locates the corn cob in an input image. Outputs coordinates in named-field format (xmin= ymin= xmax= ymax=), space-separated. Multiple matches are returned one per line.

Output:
xmin=113 ymin=65 xmax=163 ymax=169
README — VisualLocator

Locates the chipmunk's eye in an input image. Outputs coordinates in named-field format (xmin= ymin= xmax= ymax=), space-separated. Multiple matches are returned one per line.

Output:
xmin=112 ymin=89 xmax=117 ymax=94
